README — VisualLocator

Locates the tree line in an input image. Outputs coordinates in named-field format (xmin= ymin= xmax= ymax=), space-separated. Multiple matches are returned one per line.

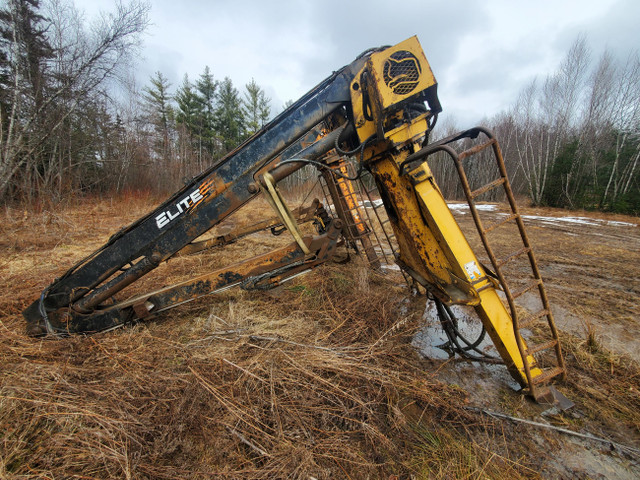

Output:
xmin=140 ymin=69 xmax=271 ymax=192
xmin=488 ymin=37 xmax=639 ymax=214
xmin=0 ymin=0 xmax=272 ymax=202
xmin=0 ymin=0 xmax=151 ymax=202
xmin=1 ymin=0 xmax=638 ymax=215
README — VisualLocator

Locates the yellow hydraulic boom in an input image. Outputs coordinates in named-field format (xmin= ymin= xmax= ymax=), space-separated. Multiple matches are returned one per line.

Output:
xmin=347 ymin=37 xmax=566 ymax=402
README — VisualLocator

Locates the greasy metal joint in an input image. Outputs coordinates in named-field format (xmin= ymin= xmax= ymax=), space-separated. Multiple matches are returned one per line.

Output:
xmin=260 ymin=124 xmax=355 ymax=185
xmin=133 ymin=300 xmax=154 ymax=319
xmin=72 ymin=254 xmax=162 ymax=314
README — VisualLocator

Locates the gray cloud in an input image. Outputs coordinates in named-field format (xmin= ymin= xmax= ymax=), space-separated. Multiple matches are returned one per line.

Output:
xmin=82 ymin=0 xmax=640 ymax=125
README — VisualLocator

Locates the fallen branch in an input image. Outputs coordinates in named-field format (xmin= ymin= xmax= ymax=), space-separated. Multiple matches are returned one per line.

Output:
xmin=226 ymin=427 xmax=271 ymax=457
xmin=469 ymin=407 xmax=640 ymax=458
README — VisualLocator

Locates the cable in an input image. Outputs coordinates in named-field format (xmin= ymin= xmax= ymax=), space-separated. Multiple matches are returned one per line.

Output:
xmin=38 ymin=286 xmax=68 ymax=336
xmin=333 ymin=124 xmax=363 ymax=156
xmin=275 ymin=127 xmax=376 ymax=182
xmin=431 ymin=296 xmax=501 ymax=363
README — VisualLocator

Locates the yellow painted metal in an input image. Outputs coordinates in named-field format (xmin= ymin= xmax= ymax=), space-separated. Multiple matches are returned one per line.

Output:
xmin=372 ymin=151 xmax=541 ymax=386
xmin=350 ymin=36 xmax=437 ymax=143
xmin=367 ymin=36 xmax=436 ymax=110
xmin=385 ymin=113 xmax=430 ymax=148
xmin=261 ymin=173 xmax=310 ymax=255
xmin=411 ymin=162 xmax=542 ymax=385
xmin=370 ymin=158 xmax=478 ymax=305
xmin=336 ymin=166 xmax=368 ymax=235
xmin=348 ymin=36 xmax=548 ymax=389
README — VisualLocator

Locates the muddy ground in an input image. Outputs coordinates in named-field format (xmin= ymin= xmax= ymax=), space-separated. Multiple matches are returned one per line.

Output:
xmin=1 ymin=193 xmax=639 ymax=479
xmin=448 ymin=201 xmax=640 ymax=361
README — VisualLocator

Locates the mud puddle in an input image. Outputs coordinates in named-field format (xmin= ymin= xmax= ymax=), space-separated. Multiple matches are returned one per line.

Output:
xmin=411 ymin=301 xmax=522 ymax=406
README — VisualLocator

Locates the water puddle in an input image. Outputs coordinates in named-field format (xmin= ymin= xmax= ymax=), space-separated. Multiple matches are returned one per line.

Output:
xmin=411 ymin=302 xmax=496 ymax=360
xmin=412 ymin=300 xmax=522 ymax=396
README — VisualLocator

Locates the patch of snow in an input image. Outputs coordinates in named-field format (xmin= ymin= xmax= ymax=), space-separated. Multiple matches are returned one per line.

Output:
xmin=447 ymin=202 xmax=499 ymax=213
xmin=445 ymin=202 xmax=637 ymax=228
xmin=380 ymin=263 xmax=401 ymax=272
xmin=605 ymin=219 xmax=638 ymax=227
xmin=521 ymin=215 xmax=600 ymax=227
xmin=520 ymin=214 xmax=637 ymax=228
xmin=362 ymin=199 xmax=384 ymax=209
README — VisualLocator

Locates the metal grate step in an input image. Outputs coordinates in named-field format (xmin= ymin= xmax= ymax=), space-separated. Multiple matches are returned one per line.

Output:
xmin=483 ymin=213 xmax=519 ymax=234
xmin=518 ymin=309 xmax=550 ymax=329
xmin=531 ymin=366 xmax=565 ymax=385
xmin=470 ymin=177 xmax=505 ymax=199
xmin=511 ymin=279 xmax=542 ymax=299
xmin=497 ymin=247 xmax=531 ymax=268
xmin=525 ymin=339 xmax=558 ymax=357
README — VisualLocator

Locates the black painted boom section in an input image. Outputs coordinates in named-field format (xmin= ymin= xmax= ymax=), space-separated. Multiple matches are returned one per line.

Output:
xmin=23 ymin=53 xmax=370 ymax=333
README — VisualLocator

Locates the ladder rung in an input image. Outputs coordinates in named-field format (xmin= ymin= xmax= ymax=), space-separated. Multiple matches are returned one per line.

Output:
xmin=518 ymin=309 xmax=550 ymax=329
xmin=459 ymin=138 xmax=497 ymax=160
xmin=483 ymin=213 xmax=519 ymax=234
xmin=470 ymin=178 xmax=506 ymax=199
xmin=511 ymin=279 xmax=541 ymax=299
xmin=531 ymin=366 xmax=564 ymax=385
xmin=525 ymin=339 xmax=558 ymax=357
xmin=497 ymin=247 xmax=531 ymax=268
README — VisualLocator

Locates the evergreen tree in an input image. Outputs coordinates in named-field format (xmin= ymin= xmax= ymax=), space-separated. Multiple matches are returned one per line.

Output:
xmin=242 ymin=78 xmax=270 ymax=137
xmin=0 ymin=0 xmax=149 ymax=201
xmin=0 ymin=0 xmax=54 ymax=108
xmin=142 ymin=71 xmax=173 ymax=162
xmin=215 ymin=76 xmax=244 ymax=152
xmin=0 ymin=0 xmax=54 ymax=199
xmin=195 ymin=65 xmax=218 ymax=157
xmin=175 ymin=73 xmax=199 ymax=136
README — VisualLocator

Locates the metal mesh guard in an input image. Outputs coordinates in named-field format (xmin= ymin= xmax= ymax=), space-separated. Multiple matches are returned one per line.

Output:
xmin=383 ymin=50 xmax=422 ymax=96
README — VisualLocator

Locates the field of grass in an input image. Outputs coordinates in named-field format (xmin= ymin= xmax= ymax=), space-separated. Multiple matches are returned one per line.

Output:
xmin=1 ymin=192 xmax=639 ymax=479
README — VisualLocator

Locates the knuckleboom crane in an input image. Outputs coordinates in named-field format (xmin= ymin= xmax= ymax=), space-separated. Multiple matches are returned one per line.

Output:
xmin=23 ymin=37 xmax=568 ymax=404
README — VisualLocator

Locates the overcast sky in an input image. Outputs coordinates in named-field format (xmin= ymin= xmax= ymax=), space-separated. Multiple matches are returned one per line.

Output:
xmin=83 ymin=0 xmax=639 ymax=126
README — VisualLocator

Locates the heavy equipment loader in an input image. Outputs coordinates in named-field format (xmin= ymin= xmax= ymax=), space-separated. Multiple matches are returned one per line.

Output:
xmin=23 ymin=36 xmax=567 ymax=404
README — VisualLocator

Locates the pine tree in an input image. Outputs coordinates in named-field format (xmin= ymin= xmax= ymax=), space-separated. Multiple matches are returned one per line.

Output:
xmin=175 ymin=73 xmax=199 ymax=136
xmin=0 ymin=0 xmax=149 ymax=201
xmin=0 ymin=0 xmax=54 ymax=109
xmin=142 ymin=71 xmax=173 ymax=163
xmin=195 ymin=66 xmax=218 ymax=157
xmin=242 ymin=78 xmax=270 ymax=137
xmin=0 ymin=0 xmax=54 ymax=199
xmin=215 ymin=76 xmax=244 ymax=152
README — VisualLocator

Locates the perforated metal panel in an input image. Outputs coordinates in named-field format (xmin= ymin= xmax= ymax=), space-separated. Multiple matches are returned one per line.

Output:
xmin=382 ymin=50 xmax=422 ymax=95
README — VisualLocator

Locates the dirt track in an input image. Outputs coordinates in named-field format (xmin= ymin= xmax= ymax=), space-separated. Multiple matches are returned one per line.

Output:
xmin=449 ymin=203 xmax=640 ymax=361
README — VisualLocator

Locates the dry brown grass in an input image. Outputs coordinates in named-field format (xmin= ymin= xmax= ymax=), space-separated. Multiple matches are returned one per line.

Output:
xmin=1 ymin=195 xmax=639 ymax=478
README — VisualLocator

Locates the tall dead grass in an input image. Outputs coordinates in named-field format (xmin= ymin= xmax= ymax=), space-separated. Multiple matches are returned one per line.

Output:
xmin=6 ymin=195 xmax=639 ymax=478
xmin=0 ymin=216 xmax=540 ymax=479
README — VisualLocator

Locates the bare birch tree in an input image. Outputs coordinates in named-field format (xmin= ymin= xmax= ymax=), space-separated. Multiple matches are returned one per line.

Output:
xmin=0 ymin=0 xmax=150 ymax=201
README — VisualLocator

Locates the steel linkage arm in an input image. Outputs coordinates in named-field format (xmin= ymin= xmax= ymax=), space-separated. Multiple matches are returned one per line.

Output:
xmin=23 ymin=36 xmax=444 ymax=337
xmin=23 ymin=53 xmax=368 ymax=335
xmin=45 ymin=220 xmax=342 ymax=334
